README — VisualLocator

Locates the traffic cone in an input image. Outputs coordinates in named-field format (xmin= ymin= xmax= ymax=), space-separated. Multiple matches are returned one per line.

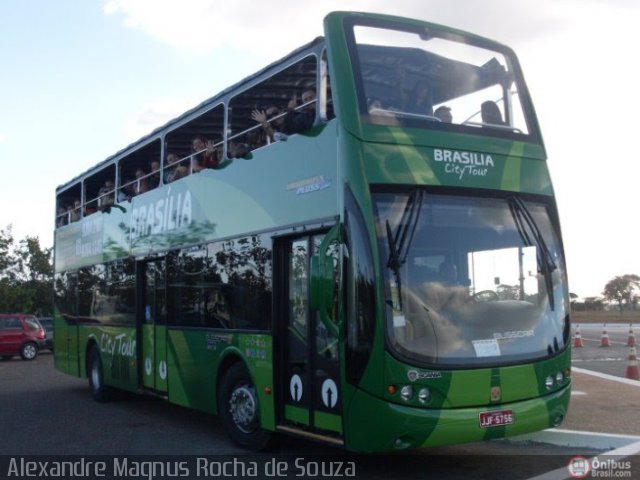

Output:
xmin=600 ymin=327 xmax=611 ymax=347
xmin=573 ymin=325 xmax=584 ymax=348
xmin=627 ymin=326 xmax=636 ymax=347
xmin=625 ymin=347 xmax=639 ymax=380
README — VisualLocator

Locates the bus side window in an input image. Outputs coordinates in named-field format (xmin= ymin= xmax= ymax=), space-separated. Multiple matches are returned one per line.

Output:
xmin=165 ymin=105 xmax=225 ymax=179
xmin=117 ymin=139 xmax=162 ymax=202
xmin=227 ymin=54 xmax=318 ymax=159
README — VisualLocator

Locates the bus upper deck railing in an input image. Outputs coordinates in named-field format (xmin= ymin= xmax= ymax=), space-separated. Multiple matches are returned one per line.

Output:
xmin=55 ymin=100 xmax=317 ymax=229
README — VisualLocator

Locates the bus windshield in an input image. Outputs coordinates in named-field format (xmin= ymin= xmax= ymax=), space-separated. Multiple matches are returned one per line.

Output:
xmin=348 ymin=21 xmax=532 ymax=136
xmin=374 ymin=191 xmax=569 ymax=368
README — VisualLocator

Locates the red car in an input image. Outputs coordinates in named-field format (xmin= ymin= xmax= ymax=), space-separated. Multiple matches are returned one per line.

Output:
xmin=0 ymin=314 xmax=46 ymax=361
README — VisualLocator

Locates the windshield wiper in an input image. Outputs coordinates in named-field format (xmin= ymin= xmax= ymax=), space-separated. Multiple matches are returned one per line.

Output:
xmin=386 ymin=189 xmax=425 ymax=310
xmin=508 ymin=196 xmax=557 ymax=310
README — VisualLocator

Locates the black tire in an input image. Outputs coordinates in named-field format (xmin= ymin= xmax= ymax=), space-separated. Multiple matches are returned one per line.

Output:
xmin=20 ymin=342 xmax=38 ymax=361
xmin=218 ymin=363 xmax=271 ymax=451
xmin=88 ymin=346 xmax=114 ymax=402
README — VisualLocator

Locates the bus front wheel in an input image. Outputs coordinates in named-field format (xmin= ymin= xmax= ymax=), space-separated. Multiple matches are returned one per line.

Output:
xmin=218 ymin=363 xmax=271 ymax=451
xmin=88 ymin=346 xmax=114 ymax=402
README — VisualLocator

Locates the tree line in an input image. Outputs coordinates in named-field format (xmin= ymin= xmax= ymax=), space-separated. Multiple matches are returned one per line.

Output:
xmin=0 ymin=226 xmax=53 ymax=315
xmin=572 ymin=274 xmax=640 ymax=313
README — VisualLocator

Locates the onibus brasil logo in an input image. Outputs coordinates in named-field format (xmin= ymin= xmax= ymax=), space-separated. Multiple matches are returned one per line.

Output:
xmin=568 ymin=456 xmax=632 ymax=478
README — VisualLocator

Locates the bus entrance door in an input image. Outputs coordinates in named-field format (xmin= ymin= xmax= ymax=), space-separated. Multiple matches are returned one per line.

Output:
xmin=138 ymin=259 xmax=168 ymax=394
xmin=278 ymin=234 xmax=343 ymax=444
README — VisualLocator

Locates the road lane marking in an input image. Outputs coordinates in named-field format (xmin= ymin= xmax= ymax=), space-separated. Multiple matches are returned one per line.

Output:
xmin=572 ymin=366 xmax=640 ymax=386
xmin=572 ymin=358 xmax=625 ymax=362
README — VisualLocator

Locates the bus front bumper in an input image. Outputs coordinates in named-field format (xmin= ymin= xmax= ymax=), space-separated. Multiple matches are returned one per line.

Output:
xmin=344 ymin=381 xmax=571 ymax=452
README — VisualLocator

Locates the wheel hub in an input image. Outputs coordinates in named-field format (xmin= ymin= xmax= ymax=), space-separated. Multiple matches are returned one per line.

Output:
xmin=91 ymin=362 xmax=100 ymax=389
xmin=229 ymin=385 xmax=257 ymax=433
xmin=23 ymin=344 xmax=36 ymax=359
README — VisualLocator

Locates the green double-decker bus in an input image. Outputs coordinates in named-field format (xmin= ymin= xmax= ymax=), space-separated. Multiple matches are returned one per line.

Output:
xmin=53 ymin=12 xmax=571 ymax=452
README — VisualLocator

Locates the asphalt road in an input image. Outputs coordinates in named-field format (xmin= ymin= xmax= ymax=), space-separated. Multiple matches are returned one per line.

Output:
xmin=571 ymin=324 xmax=636 ymax=378
xmin=0 ymin=352 xmax=619 ymax=480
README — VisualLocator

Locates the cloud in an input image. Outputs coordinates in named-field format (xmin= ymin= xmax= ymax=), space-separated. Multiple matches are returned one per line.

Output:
xmin=124 ymin=98 xmax=196 ymax=142
xmin=103 ymin=0 xmax=339 ymax=56
xmin=102 ymin=0 xmax=579 ymax=57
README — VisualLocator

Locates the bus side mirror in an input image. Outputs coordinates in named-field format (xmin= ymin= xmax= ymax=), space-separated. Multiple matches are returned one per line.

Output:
xmin=310 ymin=224 xmax=342 ymax=339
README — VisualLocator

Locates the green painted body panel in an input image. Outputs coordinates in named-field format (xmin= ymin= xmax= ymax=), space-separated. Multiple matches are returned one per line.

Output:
xmin=52 ymin=310 xmax=80 ymax=376
xmin=314 ymin=411 xmax=343 ymax=434
xmin=166 ymin=331 xmax=275 ymax=430
xmin=382 ymin=348 xmax=571 ymax=409
xmin=285 ymin=405 xmax=310 ymax=426
xmin=358 ymin=139 xmax=552 ymax=195
xmin=155 ymin=326 xmax=168 ymax=392
xmin=142 ymin=324 xmax=168 ymax=392
xmin=78 ymin=325 xmax=139 ymax=391
xmin=54 ymin=124 xmax=339 ymax=273
xmin=344 ymin=378 xmax=570 ymax=452
xmin=142 ymin=324 xmax=154 ymax=389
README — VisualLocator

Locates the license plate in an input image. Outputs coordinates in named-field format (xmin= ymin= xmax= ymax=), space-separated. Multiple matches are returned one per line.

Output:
xmin=479 ymin=409 xmax=514 ymax=428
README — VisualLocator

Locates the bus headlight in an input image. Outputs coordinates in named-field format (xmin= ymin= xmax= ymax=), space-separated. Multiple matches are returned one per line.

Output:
xmin=400 ymin=385 xmax=413 ymax=401
xmin=556 ymin=371 xmax=564 ymax=384
xmin=545 ymin=376 xmax=554 ymax=390
xmin=418 ymin=387 xmax=431 ymax=404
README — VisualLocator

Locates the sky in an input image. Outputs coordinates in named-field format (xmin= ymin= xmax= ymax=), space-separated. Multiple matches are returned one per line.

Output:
xmin=1 ymin=0 xmax=638 ymax=299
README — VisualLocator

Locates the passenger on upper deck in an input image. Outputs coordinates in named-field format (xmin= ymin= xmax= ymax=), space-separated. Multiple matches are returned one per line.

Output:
xmin=134 ymin=168 xmax=149 ymax=195
xmin=480 ymin=101 xmax=505 ymax=126
xmin=165 ymin=153 xmax=188 ymax=183
xmin=434 ymin=106 xmax=453 ymax=123
xmin=148 ymin=161 xmax=161 ymax=189
xmin=56 ymin=207 xmax=68 ymax=227
xmin=251 ymin=104 xmax=283 ymax=143
xmin=282 ymin=87 xmax=316 ymax=135
xmin=118 ymin=179 xmax=134 ymax=202
xmin=69 ymin=200 xmax=82 ymax=222
xmin=404 ymin=80 xmax=433 ymax=116
xmin=98 ymin=180 xmax=115 ymax=210
xmin=192 ymin=137 xmax=220 ymax=169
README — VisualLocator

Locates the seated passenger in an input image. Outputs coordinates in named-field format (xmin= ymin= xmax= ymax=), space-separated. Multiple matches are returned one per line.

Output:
xmin=148 ymin=161 xmax=161 ymax=189
xmin=480 ymin=101 xmax=505 ymax=126
xmin=192 ymin=137 xmax=220 ymax=169
xmin=404 ymin=80 xmax=433 ymax=116
xmin=134 ymin=168 xmax=149 ymax=195
xmin=251 ymin=104 xmax=284 ymax=143
xmin=165 ymin=153 xmax=188 ymax=183
xmin=97 ymin=180 xmax=115 ymax=210
xmin=367 ymin=97 xmax=384 ymax=113
xmin=118 ymin=179 xmax=134 ymax=202
xmin=282 ymin=88 xmax=316 ymax=134
xmin=56 ymin=206 xmax=68 ymax=227
xmin=434 ymin=106 xmax=453 ymax=123
xmin=70 ymin=200 xmax=82 ymax=222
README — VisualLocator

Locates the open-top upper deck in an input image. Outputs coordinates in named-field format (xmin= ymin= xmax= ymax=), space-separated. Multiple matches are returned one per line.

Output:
xmin=55 ymin=11 xmax=550 ymax=272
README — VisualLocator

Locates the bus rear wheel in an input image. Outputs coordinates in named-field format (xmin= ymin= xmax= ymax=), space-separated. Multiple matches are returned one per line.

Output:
xmin=88 ymin=346 xmax=114 ymax=402
xmin=218 ymin=363 xmax=271 ymax=451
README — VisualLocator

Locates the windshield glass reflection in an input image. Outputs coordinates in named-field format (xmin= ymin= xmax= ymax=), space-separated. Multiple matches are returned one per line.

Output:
xmin=374 ymin=192 xmax=569 ymax=367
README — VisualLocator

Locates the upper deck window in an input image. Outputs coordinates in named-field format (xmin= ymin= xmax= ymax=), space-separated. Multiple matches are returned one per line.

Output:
xmin=347 ymin=21 xmax=533 ymax=139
